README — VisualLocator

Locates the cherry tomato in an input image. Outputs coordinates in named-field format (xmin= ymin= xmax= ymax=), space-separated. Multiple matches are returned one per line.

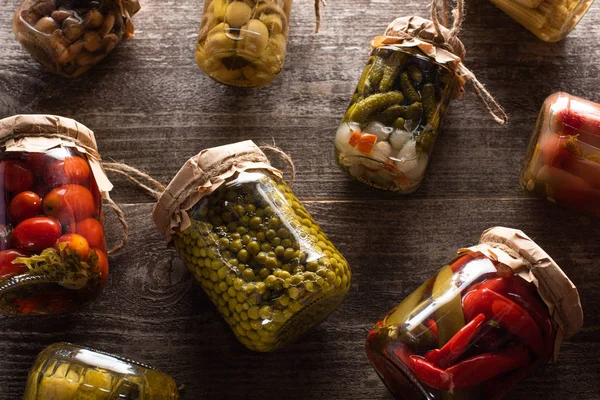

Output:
xmin=0 ymin=161 xmax=34 ymax=193
xmin=9 ymin=191 xmax=42 ymax=224
xmin=57 ymin=233 xmax=90 ymax=260
xmin=43 ymin=184 xmax=95 ymax=225
xmin=47 ymin=156 xmax=91 ymax=187
xmin=13 ymin=298 xmax=40 ymax=314
xmin=69 ymin=218 xmax=106 ymax=251
xmin=12 ymin=217 xmax=62 ymax=252
xmin=0 ymin=249 xmax=29 ymax=279
xmin=93 ymin=248 xmax=109 ymax=285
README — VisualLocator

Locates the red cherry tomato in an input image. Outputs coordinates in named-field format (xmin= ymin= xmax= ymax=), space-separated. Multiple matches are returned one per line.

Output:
xmin=47 ymin=156 xmax=91 ymax=187
xmin=69 ymin=218 xmax=106 ymax=251
xmin=1 ymin=161 xmax=34 ymax=193
xmin=57 ymin=233 xmax=90 ymax=260
xmin=9 ymin=191 xmax=42 ymax=224
xmin=93 ymin=248 xmax=109 ymax=285
xmin=0 ymin=249 xmax=29 ymax=279
xmin=12 ymin=217 xmax=62 ymax=252
xmin=43 ymin=184 xmax=95 ymax=225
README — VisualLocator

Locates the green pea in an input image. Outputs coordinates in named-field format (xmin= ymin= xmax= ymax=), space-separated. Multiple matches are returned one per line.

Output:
xmin=238 ymin=249 xmax=250 ymax=262
xmin=247 ymin=241 xmax=260 ymax=255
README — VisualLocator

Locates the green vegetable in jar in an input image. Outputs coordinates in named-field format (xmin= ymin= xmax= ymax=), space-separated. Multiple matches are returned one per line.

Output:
xmin=349 ymin=92 xmax=405 ymax=123
xmin=172 ymin=170 xmax=351 ymax=352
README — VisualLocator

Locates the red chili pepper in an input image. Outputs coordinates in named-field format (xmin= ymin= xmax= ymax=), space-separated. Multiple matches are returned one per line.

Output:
xmin=479 ymin=276 xmax=553 ymax=359
xmin=447 ymin=344 xmax=531 ymax=390
xmin=425 ymin=319 xmax=438 ymax=339
xmin=408 ymin=344 xmax=530 ymax=392
xmin=450 ymin=252 xmax=481 ymax=273
xmin=425 ymin=313 xmax=485 ymax=369
xmin=408 ymin=355 xmax=452 ymax=391
xmin=463 ymin=288 xmax=545 ymax=358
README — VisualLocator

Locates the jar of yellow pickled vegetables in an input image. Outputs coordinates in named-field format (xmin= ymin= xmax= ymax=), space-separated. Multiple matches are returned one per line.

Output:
xmin=153 ymin=141 xmax=351 ymax=351
xmin=24 ymin=343 xmax=179 ymax=399
xmin=366 ymin=227 xmax=582 ymax=399
xmin=195 ymin=0 xmax=292 ymax=87
xmin=335 ymin=15 xmax=507 ymax=192
xmin=521 ymin=92 xmax=600 ymax=216
xmin=12 ymin=0 xmax=141 ymax=77
xmin=490 ymin=0 xmax=593 ymax=41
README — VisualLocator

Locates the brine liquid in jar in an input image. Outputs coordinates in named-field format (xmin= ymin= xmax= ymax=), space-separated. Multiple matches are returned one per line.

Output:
xmin=0 ymin=147 xmax=108 ymax=315
xmin=24 ymin=343 xmax=179 ymax=399
xmin=335 ymin=46 xmax=456 ymax=192
xmin=195 ymin=0 xmax=292 ymax=87
xmin=489 ymin=0 xmax=594 ymax=41
xmin=521 ymin=92 xmax=600 ymax=216
xmin=172 ymin=169 xmax=351 ymax=351
xmin=366 ymin=250 xmax=555 ymax=399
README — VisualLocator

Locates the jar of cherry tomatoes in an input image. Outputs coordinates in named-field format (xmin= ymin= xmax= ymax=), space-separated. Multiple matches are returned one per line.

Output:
xmin=522 ymin=92 xmax=600 ymax=216
xmin=366 ymin=227 xmax=582 ymax=400
xmin=0 ymin=115 xmax=114 ymax=315
xmin=24 ymin=343 xmax=179 ymax=399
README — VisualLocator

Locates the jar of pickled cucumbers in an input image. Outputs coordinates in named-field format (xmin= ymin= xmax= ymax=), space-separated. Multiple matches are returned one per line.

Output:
xmin=335 ymin=17 xmax=467 ymax=192
xmin=522 ymin=93 xmax=600 ymax=216
xmin=0 ymin=115 xmax=114 ymax=315
xmin=24 ymin=343 xmax=179 ymax=399
xmin=490 ymin=0 xmax=593 ymax=42
xmin=12 ymin=0 xmax=141 ymax=77
xmin=153 ymin=141 xmax=351 ymax=351
xmin=366 ymin=227 xmax=582 ymax=400
xmin=195 ymin=0 xmax=292 ymax=87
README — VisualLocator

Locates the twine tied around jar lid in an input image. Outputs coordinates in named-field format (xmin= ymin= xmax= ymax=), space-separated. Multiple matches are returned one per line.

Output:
xmin=464 ymin=226 xmax=583 ymax=362
xmin=0 ymin=115 xmax=128 ymax=255
xmin=373 ymin=0 xmax=508 ymax=125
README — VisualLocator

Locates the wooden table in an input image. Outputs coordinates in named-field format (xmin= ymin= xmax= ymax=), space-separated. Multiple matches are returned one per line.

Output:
xmin=0 ymin=0 xmax=599 ymax=398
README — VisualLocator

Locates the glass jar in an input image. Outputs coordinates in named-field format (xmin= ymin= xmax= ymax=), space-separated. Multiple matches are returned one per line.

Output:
xmin=12 ymin=0 xmax=141 ymax=77
xmin=154 ymin=141 xmax=351 ymax=351
xmin=490 ymin=0 xmax=593 ymax=41
xmin=521 ymin=92 xmax=600 ymax=216
xmin=335 ymin=45 xmax=457 ymax=192
xmin=366 ymin=227 xmax=582 ymax=400
xmin=24 ymin=343 xmax=179 ymax=399
xmin=0 ymin=115 xmax=113 ymax=315
xmin=195 ymin=0 xmax=292 ymax=87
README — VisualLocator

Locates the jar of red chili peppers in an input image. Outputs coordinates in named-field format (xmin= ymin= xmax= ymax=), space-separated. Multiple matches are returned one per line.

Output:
xmin=366 ymin=227 xmax=582 ymax=400
xmin=0 ymin=115 xmax=114 ymax=315
xmin=522 ymin=92 xmax=600 ymax=216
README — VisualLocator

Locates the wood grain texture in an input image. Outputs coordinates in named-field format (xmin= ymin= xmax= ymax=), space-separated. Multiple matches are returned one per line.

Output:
xmin=0 ymin=0 xmax=599 ymax=398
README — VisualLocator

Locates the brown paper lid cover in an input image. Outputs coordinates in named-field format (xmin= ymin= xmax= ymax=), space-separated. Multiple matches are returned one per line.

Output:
xmin=153 ymin=141 xmax=281 ymax=242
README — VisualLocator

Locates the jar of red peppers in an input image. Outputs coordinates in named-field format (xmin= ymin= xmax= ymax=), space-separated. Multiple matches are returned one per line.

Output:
xmin=0 ymin=115 xmax=114 ymax=315
xmin=522 ymin=92 xmax=600 ymax=216
xmin=24 ymin=342 xmax=179 ymax=399
xmin=366 ymin=227 xmax=582 ymax=399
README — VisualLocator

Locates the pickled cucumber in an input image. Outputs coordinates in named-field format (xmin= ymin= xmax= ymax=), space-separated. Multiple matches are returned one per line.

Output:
xmin=173 ymin=171 xmax=351 ymax=352
xmin=335 ymin=45 xmax=457 ymax=192
xmin=379 ymin=52 xmax=406 ymax=92
xmin=349 ymin=92 xmax=405 ymax=123
xmin=400 ymin=71 xmax=421 ymax=103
